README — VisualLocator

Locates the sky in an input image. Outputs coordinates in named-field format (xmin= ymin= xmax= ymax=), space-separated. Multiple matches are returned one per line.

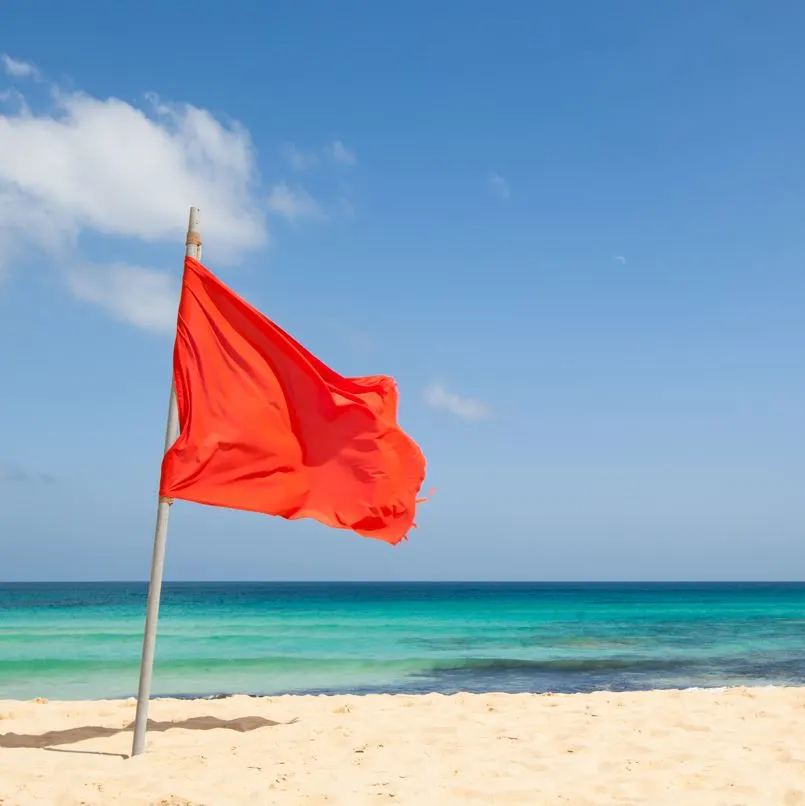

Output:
xmin=1 ymin=0 xmax=803 ymax=581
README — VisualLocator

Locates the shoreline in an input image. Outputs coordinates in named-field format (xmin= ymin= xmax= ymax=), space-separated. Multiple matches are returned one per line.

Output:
xmin=2 ymin=679 xmax=802 ymax=703
xmin=2 ymin=686 xmax=805 ymax=804
xmin=3 ymin=678 xmax=800 ymax=704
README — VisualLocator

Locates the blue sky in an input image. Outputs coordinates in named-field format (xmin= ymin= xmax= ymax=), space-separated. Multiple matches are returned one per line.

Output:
xmin=1 ymin=1 xmax=803 ymax=581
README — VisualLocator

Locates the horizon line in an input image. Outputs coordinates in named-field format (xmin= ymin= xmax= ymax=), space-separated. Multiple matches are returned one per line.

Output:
xmin=2 ymin=579 xmax=804 ymax=585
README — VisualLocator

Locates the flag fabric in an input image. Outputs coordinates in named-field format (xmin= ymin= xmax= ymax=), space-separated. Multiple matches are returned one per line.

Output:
xmin=158 ymin=257 xmax=426 ymax=544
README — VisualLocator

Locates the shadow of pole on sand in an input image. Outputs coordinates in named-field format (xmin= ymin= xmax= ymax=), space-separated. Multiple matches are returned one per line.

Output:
xmin=0 ymin=714 xmax=296 ymax=758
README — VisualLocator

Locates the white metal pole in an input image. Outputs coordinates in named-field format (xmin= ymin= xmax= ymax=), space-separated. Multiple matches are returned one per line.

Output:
xmin=131 ymin=207 xmax=202 ymax=757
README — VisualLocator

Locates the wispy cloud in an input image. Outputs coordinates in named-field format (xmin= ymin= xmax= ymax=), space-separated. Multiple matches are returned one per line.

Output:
xmin=323 ymin=319 xmax=377 ymax=355
xmin=283 ymin=140 xmax=358 ymax=170
xmin=66 ymin=263 xmax=179 ymax=334
xmin=489 ymin=172 xmax=511 ymax=201
xmin=282 ymin=143 xmax=320 ymax=171
xmin=0 ymin=463 xmax=56 ymax=484
xmin=1 ymin=54 xmax=39 ymax=79
xmin=326 ymin=140 xmax=357 ymax=166
xmin=267 ymin=182 xmax=323 ymax=222
xmin=423 ymin=382 xmax=492 ymax=421
xmin=0 ymin=87 xmax=29 ymax=113
xmin=615 ymin=255 xmax=626 ymax=264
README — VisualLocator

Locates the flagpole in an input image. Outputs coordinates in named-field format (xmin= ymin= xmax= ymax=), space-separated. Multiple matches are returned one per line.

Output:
xmin=131 ymin=207 xmax=202 ymax=757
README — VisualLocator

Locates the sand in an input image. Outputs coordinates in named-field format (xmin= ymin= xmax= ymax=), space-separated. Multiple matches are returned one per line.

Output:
xmin=0 ymin=687 xmax=803 ymax=805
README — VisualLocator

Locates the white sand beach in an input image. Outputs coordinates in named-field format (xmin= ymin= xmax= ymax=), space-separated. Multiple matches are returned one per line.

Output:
xmin=1 ymin=687 xmax=803 ymax=805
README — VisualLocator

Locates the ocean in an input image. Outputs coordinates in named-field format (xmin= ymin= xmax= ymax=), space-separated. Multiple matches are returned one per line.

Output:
xmin=1 ymin=582 xmax=804 ymax=700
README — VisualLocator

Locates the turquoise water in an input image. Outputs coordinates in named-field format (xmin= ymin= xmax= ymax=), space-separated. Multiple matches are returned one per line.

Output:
xmin=1 ymin=583 xmax=804 ymax=700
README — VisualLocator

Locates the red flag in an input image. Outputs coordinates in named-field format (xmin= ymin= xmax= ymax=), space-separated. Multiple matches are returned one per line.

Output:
xmin=158 ymin=257 xmax=426 ymax=544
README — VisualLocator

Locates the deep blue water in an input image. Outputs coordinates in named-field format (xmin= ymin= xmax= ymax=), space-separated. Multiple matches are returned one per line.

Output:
xmin=1 ymin=582 xmax=804 ymax=699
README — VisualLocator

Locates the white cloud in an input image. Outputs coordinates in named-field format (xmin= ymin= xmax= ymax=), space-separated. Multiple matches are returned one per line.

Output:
xmin=0 ymin=63 xmax=275 ymax=329
xmin=326 ymin=140 xmax=357 ymax=166
xmin=615 ymin=255 xmax=626 ymax=264
xmin=267 ymin=182 xmax=322 ymax=222
xmin=0 ymin=91 xmax=267 ymax=263
xmin=423 ymin=382 xmax=492 ymax=421
xmin=1 ymin=55 xmax=38 ymax=79
xmin=282 ymin=143 xmax=320 ymax=171
xmin=66 ymin=263 xmax=179 ymax=334
xmin=489 ymin=172 xmax=510 ymax=200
